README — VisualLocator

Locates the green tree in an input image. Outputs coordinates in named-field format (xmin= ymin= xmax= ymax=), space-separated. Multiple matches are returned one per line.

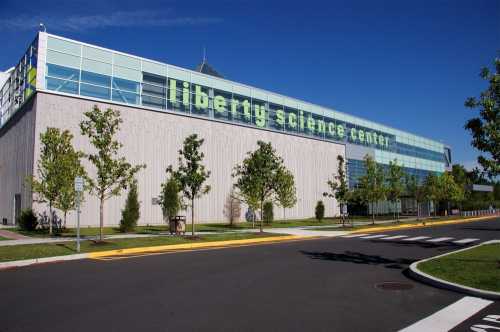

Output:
xmin=80 ymin=106 xmax=146 ymax=241
xmin=29 ymin=128 xmax=85 ymax=235
xmin=386 ymin=160 xmax=404 ymax=222
xmin=423 ymin=173 xmax=440 ymax=217
xmin=464 ymin=58 xmax=500 ymax=179
xmin=233 ymin=141 xmax=288 ymax=232
xmin=315 ymin=201 xmax=325 ymax=222
xmin=437 ymin=172 xmax=465 ymax=215
xmin=323 ymin=155 xmax=350 ymax=226
xmin=119 ymin=181 xmax=140 ymax=232
xmin=357 ymin=155 xmax=386 ymax=224
xmin=159 ymin=177 xmax=182 ymax=223
xmin=168 ymin=134 xmax=211 ymax=236
xmin=275 ymin=168 xmax=297 ymax=220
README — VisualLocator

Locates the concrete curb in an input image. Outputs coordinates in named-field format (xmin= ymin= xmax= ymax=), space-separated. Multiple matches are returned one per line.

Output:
xmin=0 ymin=235 xmax=313 ymax=269
xmin=408 ymin=240 xmax=500 ymax=301
xmin=0 ymin=253 xmax=89 ymax=270
xmin=350 ymin=215 xmax=498 ymax=234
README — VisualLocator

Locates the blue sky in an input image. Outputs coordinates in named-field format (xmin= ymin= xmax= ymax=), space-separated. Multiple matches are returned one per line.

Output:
xmin=0 ymin=0 xmax=498 ymax=169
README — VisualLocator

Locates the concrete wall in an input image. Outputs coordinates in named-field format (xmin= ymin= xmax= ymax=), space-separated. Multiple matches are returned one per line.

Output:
xmin=0 ymin=97 xmax=37 ymax=225
xmin=28 ymin=92 xmax=344 ymax=227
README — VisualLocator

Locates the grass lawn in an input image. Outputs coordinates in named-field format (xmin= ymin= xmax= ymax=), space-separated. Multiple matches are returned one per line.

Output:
xmin=0 ymin=232 xmax=285 ymax=263
xmin=12 ymin=215 xmax=411 ymax=237
xmin=418 ymin=243 xmax=500 ymax=293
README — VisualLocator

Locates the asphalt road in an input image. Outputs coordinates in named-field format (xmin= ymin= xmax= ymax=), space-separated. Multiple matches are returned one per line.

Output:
xmin=1 ymin=217 xmax=499 ymax=332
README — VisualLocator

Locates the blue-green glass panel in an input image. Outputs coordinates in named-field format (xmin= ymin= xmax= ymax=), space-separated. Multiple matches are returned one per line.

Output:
xmin=80 ymin=83 xmax=110 ymax=99
xmin=46 ymin=77 xmax=78 ymax=94
xmin=81 ymin=71 xmax=111 ymax=87
xmin=47 ymin=64 xmax=79 ymax=81
xmin=112 ymin=89 xmax=139 ymax=104
xmin=112 ymin=78 xmax=140 ymax=93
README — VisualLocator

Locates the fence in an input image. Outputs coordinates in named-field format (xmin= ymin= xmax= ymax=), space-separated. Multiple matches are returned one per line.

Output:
xmin=460 ymin=209 xmax=499 ymax=217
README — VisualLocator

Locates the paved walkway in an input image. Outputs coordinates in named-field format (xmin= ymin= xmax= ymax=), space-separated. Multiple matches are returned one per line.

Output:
xmin=0 ymin=229 xmax=30 ymax=240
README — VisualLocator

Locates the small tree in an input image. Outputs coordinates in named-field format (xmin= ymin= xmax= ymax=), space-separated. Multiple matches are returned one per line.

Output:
xmin=17 ymin=208 xmax=38 ymax=231
xmin=233 ymin=141 xmax=289 ymax=232
xmin=275 ymin=168 xmax=297 ymax=220
xmin=464 ymin=58 xmax=499 ymax=179
xmin=387 ymin=160 xmax=404 ymax=222
xmin=423 ymin=173 xmax=440 ymax=217
xmin=29 ymin=128 xmax=85 ymax=235
xmin=315 ymin=201 xmax=325 ymax=222
xmin=168 ymin=134 xmax=211 ymax=236
xmin=437 ymin=172 xmax=465 ymax=216
xmin=224 ymin=189 xmax=242 ymax=226
xmin=159 ymin=177 xmax=182 ymax=223
xmin=323 ymin=155 xmax=350 ymax=226
xmin=263 ymin=201 xmax=274 ymax=224
xmin=357 ymin=154 xmax=386 ymax=224
xmin=119 ymin=182 xmax=140 ymax=232
xmin=80 ymin=106 xmax=146 ymax=241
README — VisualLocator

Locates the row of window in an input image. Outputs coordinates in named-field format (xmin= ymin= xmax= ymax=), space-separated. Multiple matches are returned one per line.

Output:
xmin=347 ymin=159 xmax=439 ymax=189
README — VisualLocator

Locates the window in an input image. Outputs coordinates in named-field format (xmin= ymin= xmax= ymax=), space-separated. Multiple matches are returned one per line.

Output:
xmin=112 ymin=89 xmax=139 ymax=105
xmin=81 ymin=71 xmax=111 ymax=87
xmin=112 ymin=78 xmax=139 ymax=93
xmin=80 ymin=83 xmax=110 ymax=100
xmin=46 ymin=77 xmax=78 ymax=94
xmin=47 ymin=64 xmax=79 ymax=81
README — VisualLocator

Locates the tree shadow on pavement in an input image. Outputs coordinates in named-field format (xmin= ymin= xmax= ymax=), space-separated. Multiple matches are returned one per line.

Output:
xmin=300 ymin=250 xmax=416 ymax=269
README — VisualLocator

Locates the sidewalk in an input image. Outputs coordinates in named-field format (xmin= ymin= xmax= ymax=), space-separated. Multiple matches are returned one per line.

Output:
xmin=0 ymin=229 xmax=31 ymax=240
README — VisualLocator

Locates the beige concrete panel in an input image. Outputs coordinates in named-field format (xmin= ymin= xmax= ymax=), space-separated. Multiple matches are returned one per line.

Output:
xmin=32 ymin=92 xmax=345 ymax=227
xmin=0 ymin=98 xmax=37 ymax=224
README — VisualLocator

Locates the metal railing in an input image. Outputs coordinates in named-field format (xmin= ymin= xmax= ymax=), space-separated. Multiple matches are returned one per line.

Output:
xmin=460 ymin=209 xmax=499 ymax=217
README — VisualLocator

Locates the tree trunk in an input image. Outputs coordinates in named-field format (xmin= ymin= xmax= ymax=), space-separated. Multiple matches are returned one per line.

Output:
xmin=99 ymin=197 xmax=104 ymax=242
xmin=191 ymin=198 xmax=195 ymax=237
xmin=49 ymin=202 xmax=53 ymax=236
xmin=63 ymin=211 xmax=67 ymax=229
xmin=371 ymin=202 xmax=375 ymax=225
xmin=260 ymin=200 xmax=263 ymax=233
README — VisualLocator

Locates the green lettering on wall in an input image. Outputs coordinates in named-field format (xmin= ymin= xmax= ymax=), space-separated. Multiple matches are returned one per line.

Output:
xmin=358 ymin=129 xmax=365 ymax=143
xmin=231 ymin=99 xmax=239 ymax=118
xmin=242 ymin=100 xmax=251 ymax=120
xmin=307 ymin=115 xmax=315 ymax=133
xmin=327 ymin=122 xmax=336 ymax=137
xmin=289 ymin=113 xmax=297 ymax=128
xmin=337 ymin=124 xmax=345 ymax=138
xmin=169 ymin=79 xmax=177 ymax=103
xmin=276 ymin=109 xmax=285 ymax=125
xmin=299 ymin=110 xmax=305 ymax=131
xmin=254 ymin=105 xmax=266 ymax=127
xmin=350 ymin=128 xmax=357 ymax=141
xmin=195 ymin=85 xmax=208 ymax=109
xmin=214 ymin=95 xmax=226 ymax=113
xmin=366 ymin=132 xmax=372 ymax=144
xmin=182 ymin=81 xmax=189 ymax=106
xmin=317 ymin=119 xmax=325 ymax=134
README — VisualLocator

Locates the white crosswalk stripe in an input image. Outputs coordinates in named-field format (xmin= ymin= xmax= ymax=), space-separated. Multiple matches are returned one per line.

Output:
xmin=453 ymin=238 xmax=479 ymax=244
xmin=381 ymin=235 xmax=408 ymax=240
xmin=341 ymin=233 xmax=370 ymax=238
xmin=360 ymin=234 xmax=388 ymax=239
xmin=403 ymin=236 xmax=430 ymax=241
xmin=426 ymin=237 xmax=454 ymax=243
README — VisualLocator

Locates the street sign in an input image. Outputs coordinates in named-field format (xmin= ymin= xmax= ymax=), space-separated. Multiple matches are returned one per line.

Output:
xmin=74 ymin=177 xmax=84 ymax=192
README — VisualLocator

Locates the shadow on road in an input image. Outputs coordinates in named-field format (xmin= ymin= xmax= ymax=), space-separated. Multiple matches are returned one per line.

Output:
xmin=300 ymin=250 xmax=416 ymax=269
xmin=460 ymin=227 xmax=500 ymax=232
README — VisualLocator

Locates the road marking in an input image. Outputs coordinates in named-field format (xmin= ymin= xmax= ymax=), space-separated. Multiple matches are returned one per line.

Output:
xmin=453 ymin=238 xmax=479 ymax=244
xmin=341 ymin=233 xmax=370 ymax=238
xmin=399 ymin=296 xmax=493 ymax=332
xmin=427 ymin=237 xmax=454 ymax=243
xmin=360 ymin=234 xmax=388 ymax=239
xmin=403 ymin=236 xmax=430 ymax=241
xmin=381 ymin=235 xmax=408 ymax=240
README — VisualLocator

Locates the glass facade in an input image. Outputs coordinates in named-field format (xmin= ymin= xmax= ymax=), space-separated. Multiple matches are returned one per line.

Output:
xmin=0 ymin=36 xmax=38 ymax=126
xmin=0 ymin=33 xmax=449 ymax=181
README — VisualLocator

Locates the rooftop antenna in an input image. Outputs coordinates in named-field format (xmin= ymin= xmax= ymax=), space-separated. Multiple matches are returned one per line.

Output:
xmin=203 ymin=46 xmax=207 ymax=64
xmin=39 ymin=23 xmax=46 ymax=32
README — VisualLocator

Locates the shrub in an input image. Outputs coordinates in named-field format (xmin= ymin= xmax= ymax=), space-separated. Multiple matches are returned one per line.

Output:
xmin=17 ymin=208 xmax=38 ymax=231
xmin=315 ymin=201 xmax=325 ymax=222
xmin=159 ymin=177 xmax=181 ymax=222
xmin=263 ymin=201 xmax=274 ymax=224
xmin=120 ymin=182 xmax=140 ymax=232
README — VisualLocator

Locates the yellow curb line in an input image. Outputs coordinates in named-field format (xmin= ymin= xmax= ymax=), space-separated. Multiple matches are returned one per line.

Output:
xmin=87 ymin=235 xmax=313 ymax=259
xmin=350 ymin=215 xmax=498 ymax=234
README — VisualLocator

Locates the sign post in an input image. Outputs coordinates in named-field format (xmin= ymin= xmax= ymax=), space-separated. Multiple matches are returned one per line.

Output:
xmin=74 ymin=177 xmax=84 ymax=253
